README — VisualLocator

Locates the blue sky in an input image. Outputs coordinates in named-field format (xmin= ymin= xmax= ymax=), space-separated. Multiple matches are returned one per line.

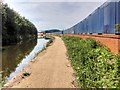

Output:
xmin=3 ymin=0 xmax=106 ymax=32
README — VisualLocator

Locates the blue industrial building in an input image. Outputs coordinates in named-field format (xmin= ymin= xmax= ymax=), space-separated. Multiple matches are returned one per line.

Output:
xmin=63 ymin=0 xmax=120 ymax=35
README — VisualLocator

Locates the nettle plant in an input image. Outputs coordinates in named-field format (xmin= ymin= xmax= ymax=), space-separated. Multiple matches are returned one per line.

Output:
xmin=115 ymin=24 xmax=120 ymax=33
xmin=63 ymin=36 xmax=120 ymax=88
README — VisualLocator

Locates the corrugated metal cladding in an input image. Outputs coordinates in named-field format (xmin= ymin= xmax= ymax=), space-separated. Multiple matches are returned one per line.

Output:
xmin=62 ymin=0 xmax=120 ymax=34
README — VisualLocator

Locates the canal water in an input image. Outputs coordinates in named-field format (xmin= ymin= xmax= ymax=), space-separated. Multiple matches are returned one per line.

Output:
xmin=2 ymin=38 xmax=49 ymax=81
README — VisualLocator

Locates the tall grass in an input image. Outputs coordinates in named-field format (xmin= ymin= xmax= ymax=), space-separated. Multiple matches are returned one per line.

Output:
xmin=63 ymin=36 xmax=120 ymax=88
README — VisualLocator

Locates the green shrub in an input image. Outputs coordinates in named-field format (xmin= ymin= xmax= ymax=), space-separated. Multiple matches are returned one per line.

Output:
xmin=63 ymin=36 xmax=120 ymax=88
xmin=0 ymin=71 xmax=8 ymax=88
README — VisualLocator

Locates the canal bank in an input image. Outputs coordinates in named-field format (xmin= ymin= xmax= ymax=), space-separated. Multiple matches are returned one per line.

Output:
xmin=1 ymin=38 xmax=50 ymax=88
xmin=3 ymin=36 xmax=76 ymax=88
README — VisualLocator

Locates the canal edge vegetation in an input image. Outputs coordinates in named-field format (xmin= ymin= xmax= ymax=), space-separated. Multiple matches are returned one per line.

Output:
xmin=62 ymin=36 xmax=120 ymax=88
xmin=32 ymin=36 xmax=55 ymax=61
xmin=1 ymin=3 xmax=38 ymax=88
xmin=2 ymin=4 xmax=37 ymax=46
xmin=0 ymin=71 xmax=8 ymax=88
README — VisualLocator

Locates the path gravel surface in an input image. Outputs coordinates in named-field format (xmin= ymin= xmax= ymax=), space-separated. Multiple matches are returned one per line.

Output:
xmin=5 ymin=36 xmax=75 ymax=88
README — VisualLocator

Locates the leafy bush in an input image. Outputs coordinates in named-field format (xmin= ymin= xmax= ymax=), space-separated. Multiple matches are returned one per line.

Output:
xmin=63 ymin=36 xmax=120 ymax=88
xmin=0 ymin=72 xmax=8 ymax=88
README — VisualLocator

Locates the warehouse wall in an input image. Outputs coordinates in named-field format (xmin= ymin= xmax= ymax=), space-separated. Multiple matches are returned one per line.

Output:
xmin=63 ymin=1 xmax=120 ymax=35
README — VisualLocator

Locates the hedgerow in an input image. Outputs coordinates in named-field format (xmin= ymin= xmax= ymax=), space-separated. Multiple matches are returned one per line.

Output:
xmin=63 ymin=36 xmax=120 ymax=88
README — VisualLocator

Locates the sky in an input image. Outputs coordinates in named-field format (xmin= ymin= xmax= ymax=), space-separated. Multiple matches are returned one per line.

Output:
xmin=3 ymin=0 xmax=106 ymax=32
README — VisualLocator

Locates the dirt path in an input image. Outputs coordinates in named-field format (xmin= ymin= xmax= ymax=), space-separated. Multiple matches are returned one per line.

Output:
xmin=7 ymin=36 xmax=75 ymax=88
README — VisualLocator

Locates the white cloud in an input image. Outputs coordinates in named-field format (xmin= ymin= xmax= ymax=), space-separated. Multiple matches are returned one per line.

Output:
xmin=5 ymin=1 xmax=106 ymax=31
xmin=4 ymin=0 xmax=107 ymax=3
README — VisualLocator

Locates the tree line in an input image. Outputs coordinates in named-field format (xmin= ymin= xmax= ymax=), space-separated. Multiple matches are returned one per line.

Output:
xmin=1 ymin=4 xmax=37 ymax=46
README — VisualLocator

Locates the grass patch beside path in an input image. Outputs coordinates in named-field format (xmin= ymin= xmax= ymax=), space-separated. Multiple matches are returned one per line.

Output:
xmin=62 ymin=36 xmax=120 ymax=88
xmin=33 ymin=37 xmax=55 ymax=60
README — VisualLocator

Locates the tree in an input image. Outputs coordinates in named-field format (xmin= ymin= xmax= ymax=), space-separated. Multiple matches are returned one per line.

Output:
xmin=2 ymin=4 xmax=37 ymax=46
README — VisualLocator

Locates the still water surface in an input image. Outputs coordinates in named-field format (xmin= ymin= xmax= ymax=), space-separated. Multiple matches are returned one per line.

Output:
xmin=2 ymin=38 xmax=49 ymax=81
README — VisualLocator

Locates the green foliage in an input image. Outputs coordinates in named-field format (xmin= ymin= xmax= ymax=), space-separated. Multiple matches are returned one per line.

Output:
xmin=63 ymin=36 xmax=120 ymax=88
xmin=46 ymin=37 xmax=54 ymax=47
xmin=0 ymin=71 xmax=8 ymax=88
xmin=2 ymin=4 xmax=37 ymax=46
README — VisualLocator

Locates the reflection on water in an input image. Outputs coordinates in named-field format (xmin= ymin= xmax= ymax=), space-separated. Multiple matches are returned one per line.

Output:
xmin=2 ymin=38 xmax=49 ymax=81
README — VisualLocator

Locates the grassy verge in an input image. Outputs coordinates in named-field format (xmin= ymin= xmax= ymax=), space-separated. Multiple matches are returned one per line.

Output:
xmin=32 ymin=37 xmax=55 ymax=60
xmin=53 ymin=34 xmax=63 ymax=38
xmin=46 ymin=37 xmax=54 ymax=47
xmin=63 ymin=36 xmax=120 ymax=88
